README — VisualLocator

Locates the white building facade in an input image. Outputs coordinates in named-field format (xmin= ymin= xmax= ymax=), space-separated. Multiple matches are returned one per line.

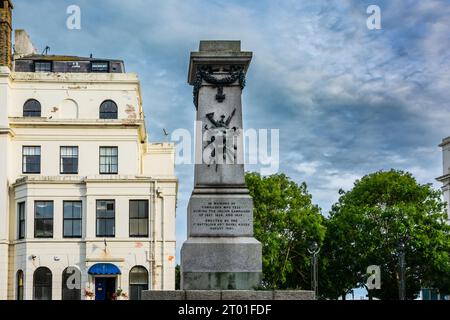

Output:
xmin=0 ymin=1 xmax=177 ymax=300
xmin=438 ymin=136 xmax=450 ymax=222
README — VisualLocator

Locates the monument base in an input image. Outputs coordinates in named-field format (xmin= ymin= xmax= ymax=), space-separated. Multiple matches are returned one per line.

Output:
xmin=181 ymin=237 xmax=262 ymax=290
xmin=142 ymin=290 xmax=315 ymax=300
xmin=182 ymin=272 xmax=262 ymax=291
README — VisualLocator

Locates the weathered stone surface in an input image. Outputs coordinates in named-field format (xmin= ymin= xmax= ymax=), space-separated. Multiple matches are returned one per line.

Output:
xmin=188 ymin=41 xmax=252 ymax=85
xmin=182 ymin=272 xmax=261 ymax=291
xmin=188 ymin=195 xmax=253 ymax=237
xmin=141 ymin=290 xmax=186 ymax=300
xmin=181 ymin=237 xmax=262 ymax=290
xmin=195 ymin=86 xmax=245 ymax=186
xmin=142 ymin=290 xmax=316 ymax=300
xmin=273 ymin=290 xmax=315 ymax=300
xmin=221 ymin=290 xmax=274 ymax=300
xmin=186 ymin=290 xmax=222 ymax=300
xmin=199 ymin=40 xmax=241 ymax=52
xmin=181 ymin=237 xmax=262 ymax=272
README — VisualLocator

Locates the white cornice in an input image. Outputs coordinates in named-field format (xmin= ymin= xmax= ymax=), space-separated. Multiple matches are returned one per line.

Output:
xmin=10 ymin=72 xmax=139 ymax=84
xmin=12 ymin=135 xmax=138 ymax=142
xmin=146 ymin=143 xmax=176 ymax=155
xmin=0 ymin=127 xmax=15 ymax=137
xmin=12 ymin=175 xmax=177 ymax=187
xmin=9 ymin=117 xmax=144 ymax=127
xmin=0 ymin=66 xmax=11 ymax=76
xmin=11 ymin=239 xmax=175 ymax=245
xmin=9 ymin=118 xmax=147 ymax=142
xmin=436 ymin=173 xmax=450 ymax=183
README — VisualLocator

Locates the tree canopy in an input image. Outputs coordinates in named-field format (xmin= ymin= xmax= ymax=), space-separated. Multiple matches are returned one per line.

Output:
xmin=245 ymin=172 xmax=326 ymax=289
xmin=320 ymin=169 xmax=450 ymax=300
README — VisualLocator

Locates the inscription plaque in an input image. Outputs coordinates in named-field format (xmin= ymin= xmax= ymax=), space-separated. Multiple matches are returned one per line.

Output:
xmin=189 ymin=197 xmax=253 ymax=237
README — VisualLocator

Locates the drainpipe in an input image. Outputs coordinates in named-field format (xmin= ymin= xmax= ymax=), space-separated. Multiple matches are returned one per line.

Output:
xmin=150 ymin=181 xmax=157 ymax=289
xmin=156 ymin=187 xmax=165 ymax=290
xmin=146 ymin=180 xmax=155 ymax=290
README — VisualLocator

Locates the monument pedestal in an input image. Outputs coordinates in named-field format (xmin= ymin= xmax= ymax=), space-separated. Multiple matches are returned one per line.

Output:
xmin=142 ymin=290 xmax=315 ymax=300
xmin=181 ymin=237 xmax=262 ymax=290
xmin=181 ymin=187 xmax=262 ymax=290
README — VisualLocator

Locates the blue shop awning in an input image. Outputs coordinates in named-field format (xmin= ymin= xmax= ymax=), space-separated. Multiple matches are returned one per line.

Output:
xmin=88 ymin=263 xmax=121 ymax=275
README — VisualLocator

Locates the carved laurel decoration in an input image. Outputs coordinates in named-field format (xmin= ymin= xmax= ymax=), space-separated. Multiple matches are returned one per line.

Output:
xmin=193 ymin=66 xmax=246 ymax=108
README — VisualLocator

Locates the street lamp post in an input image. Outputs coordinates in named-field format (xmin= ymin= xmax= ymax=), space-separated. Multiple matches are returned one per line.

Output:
xmin=308 ymin=242 xmax=320 ymax=299
xmin=398 ymin=241 xmax=406 ymax=300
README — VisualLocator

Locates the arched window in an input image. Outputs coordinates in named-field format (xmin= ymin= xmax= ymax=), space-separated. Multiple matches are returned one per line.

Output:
xmin=99 ymin=100 xmax=118 ymax=119
xmin=129 ymin=266 xmax=148 ymax=300
xmin=33 ymin=267 xmax=52 ymax=300
xmin=23 ymin=99 xmax=42 ymax=117
xmin=62 ymin=267 xmax=81 ymax=300
xmin=16 ymin=270 xmax=24 ymax=300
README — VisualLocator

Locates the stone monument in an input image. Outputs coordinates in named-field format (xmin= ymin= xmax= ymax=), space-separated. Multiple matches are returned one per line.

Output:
xmin=180 ymin=40 xmax=262 ymax=290
xmin=143 ymin=41 xmax=314 ymax=300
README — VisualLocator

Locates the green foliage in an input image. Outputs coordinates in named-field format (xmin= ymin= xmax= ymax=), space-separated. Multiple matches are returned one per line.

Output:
xmin=320 ymin=169 xmax=450 ymax=300
xmin=245 ymin=172 xmax=326 ymax=289
xmin=175 ymin=264 xmax=180 ymax=290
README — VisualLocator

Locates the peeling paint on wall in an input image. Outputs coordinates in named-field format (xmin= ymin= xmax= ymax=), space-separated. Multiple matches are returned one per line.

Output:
xmin=126 ymin=104 xmax=137 ymax=119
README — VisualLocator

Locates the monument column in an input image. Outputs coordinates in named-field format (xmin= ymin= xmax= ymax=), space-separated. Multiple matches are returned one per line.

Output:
xmin=181 ymin=41 xmax=262 ymax=290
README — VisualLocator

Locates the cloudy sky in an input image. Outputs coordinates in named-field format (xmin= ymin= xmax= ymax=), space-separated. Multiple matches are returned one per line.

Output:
xmin=13 ymin=0 xmax=450 ymax=259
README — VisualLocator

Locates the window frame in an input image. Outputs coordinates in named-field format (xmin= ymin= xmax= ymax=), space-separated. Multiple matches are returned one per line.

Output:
xmin=129 ymin=200 xmax=149 ymax=238
xmin=34 ymin=61 xmax=53 ymax=72
xmin=33 ymin=267 xmax=52 ymax=300
xmin=99 ymin=146 xmax=118 ymax=174
xmin=17 ymin=270 xmax=24 ymax=300
xmin=129 ymin=266 xmax=149 ymax=300
xmin=23 ymin=99 xmax=42 ymax=117
xmin=99 ymin=100 xmax=118 ymax=120
xmin=22 ymin=146 xmax=41 ymax=174
xmin=18 ymin=202 xmax=26 ymax=240
xmin=96 ymin=200 xmax=115 ymax=238
xmin=34 ymin=201 xmax=54 ymax=239
xmin=60 ymin=146 xmax=79 ymax=174
xmin=91 ymin=61 xmax=110 ymax=73
xmin=63 ymin=201 xmax=82 ymax=238
xmin=61 ymin=267 xmax=81 ymax=300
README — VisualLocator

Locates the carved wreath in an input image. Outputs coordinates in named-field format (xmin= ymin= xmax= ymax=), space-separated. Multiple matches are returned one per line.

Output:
xmin=193 ymin=66 xmax=246 ymax=108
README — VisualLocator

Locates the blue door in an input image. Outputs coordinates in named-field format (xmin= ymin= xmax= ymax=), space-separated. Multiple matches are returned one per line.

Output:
xmin=95 ymin=278 xmax=107 ymax=300
xmin=95 ymin=277 xmax=116 ymax=300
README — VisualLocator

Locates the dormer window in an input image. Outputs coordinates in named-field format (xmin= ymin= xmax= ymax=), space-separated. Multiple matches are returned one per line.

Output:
xmin=100 ymin=100 xmax=118 ymax=119
xmin=91 ymin=61 xmax=109 ymax=73
xmin=23 ymin=99 xmax=42 ymax=117
xmin=34 ymin=61 xmax=52 ymax=72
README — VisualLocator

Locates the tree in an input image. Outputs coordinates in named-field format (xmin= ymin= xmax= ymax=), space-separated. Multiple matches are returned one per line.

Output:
xmin=245 ymin=172 xmax=326 ymax=290
xmin=320 ymin=169 xmax=450 ymax=300
xmin=175 ymin=264 xmax=180 ymax=290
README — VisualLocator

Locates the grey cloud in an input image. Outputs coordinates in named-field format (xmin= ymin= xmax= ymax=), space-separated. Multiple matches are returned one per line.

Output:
xmin=12 ymin=0 xmax=450 ymax=255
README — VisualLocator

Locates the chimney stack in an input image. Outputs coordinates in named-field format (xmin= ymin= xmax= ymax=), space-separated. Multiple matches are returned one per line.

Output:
xmin=0 ymin=0 xmax=13 ymax=69
xmin=14 ymin=29 xmax=37 ymax=59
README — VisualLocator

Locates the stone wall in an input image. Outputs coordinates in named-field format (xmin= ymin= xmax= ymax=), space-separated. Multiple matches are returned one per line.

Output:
xmin=142 ymin=290 xmax=315 ymax=300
